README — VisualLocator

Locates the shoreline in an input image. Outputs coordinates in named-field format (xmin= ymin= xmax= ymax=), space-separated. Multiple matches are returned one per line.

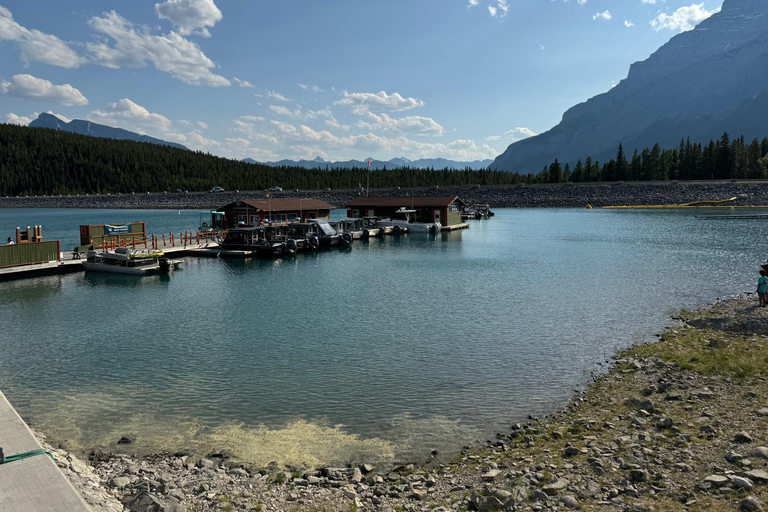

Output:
xmin=31 ymin=291 xmax=768 ymax=511
xmin=3 ymin=181 xmax=768 ymax=210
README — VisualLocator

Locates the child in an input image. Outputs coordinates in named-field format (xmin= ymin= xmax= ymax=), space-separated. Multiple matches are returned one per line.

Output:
xmin=758 ymin=270 xmax=768 ymax=307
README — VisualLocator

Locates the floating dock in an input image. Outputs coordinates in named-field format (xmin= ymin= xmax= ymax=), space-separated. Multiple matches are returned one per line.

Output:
xmin=0 ymin=391 xmax=91 ymax=511
xmin=696 ymin=213 xmax=768 ymax=220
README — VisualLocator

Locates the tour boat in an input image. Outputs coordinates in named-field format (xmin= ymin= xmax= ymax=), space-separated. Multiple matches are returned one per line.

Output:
xmin=218 ymin=226 xmax=293 ymax=257
xmin=376 ymin=208 xmax=441 ymax=233
xmin=82 ymin=247 xmax=181 ymax=275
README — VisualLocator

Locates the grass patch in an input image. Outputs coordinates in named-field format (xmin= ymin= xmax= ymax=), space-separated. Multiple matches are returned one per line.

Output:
xmin=625 ymin=328 xmax=768 ymax=378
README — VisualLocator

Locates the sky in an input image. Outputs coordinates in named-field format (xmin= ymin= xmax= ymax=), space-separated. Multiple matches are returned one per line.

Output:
xmin=0 ymin=0 xmax=724 ymax=163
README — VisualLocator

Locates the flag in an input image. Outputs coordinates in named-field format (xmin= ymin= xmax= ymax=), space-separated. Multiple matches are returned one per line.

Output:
xmin=368 ymin=160 xmax=372 ymax=167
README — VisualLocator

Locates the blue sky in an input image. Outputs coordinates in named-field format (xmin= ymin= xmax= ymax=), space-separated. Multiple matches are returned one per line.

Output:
xmin=0 ymin=0 xmax=723 ymax=163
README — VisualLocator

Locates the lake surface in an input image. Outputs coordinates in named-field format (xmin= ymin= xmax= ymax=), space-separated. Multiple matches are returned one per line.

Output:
xmin=0 ymin=207 xmax=764 ymax=467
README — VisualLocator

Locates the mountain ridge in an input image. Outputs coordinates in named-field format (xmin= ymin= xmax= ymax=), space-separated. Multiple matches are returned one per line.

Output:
xmin=29 ymin=113 xmax=188 ymax=151
xmin=244 ymin=156 xmax=493 ymax=170
xmin=491 ymin=0 xmax=768 ymax=172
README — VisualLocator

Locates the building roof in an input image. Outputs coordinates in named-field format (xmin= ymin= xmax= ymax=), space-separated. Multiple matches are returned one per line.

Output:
xmin=219 ymin=198 xmax=336 ymax=212
xmin=346 ymin=196 xmax=466 ymax=208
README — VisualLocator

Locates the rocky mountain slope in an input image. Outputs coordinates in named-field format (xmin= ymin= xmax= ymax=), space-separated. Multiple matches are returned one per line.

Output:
xmin=491 ymin=0 xmax=768 ymax=172
xmin=29 ymin=113 xmax=188 ymax=150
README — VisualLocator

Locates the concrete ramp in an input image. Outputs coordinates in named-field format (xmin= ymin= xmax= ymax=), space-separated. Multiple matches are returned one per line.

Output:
xmin=0 ymin=391 xmax=91 ymax=512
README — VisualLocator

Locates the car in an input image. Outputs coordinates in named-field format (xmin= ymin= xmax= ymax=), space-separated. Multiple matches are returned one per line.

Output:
xmin=210 ymin=186 xmax=225 ymax=193
xmin=268 ymin=186 xmax=282 ymax=192
xmin=171 ymin=188 xmax=183 ymax=193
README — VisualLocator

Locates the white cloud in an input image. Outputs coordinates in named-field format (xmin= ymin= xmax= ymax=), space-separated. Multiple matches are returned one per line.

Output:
xmin=356 ymin=112 xmax=445 ymax=136
xmin=593 ymin=10 xmax=611 ymax=21
xmin=485 ymin=127 xmax=536 ymax=141
xmin=298 ymin=83 xmax=325 ymax=93
xmin=0 ymin=74 xmax=88 ymax=106
xmin=241 ymin=115 xmax=264 ymax=122
xmin=266 ymin=90 xmax=291 ymax=102
xmin=335 ymin=91 xmax=425 ymax=115
xmin=89 ymin=98 xmax=174 ymax=135
xmin=269 ymin=105 xmax=302 ymax=119
xmin=186 ymin=131 xmax=219 ymax=147
xmin=471 ymin=0 xmax=508 ymax=18
xmin=4 ymin=113 xmax=32 ymax=125
xmin=651 ymin=3 xmax=718 ymax=32
xmin=86 ymin=11 xmax=230 ymax=87
xmin=325 ymin=116 xmax=350 ymax=131
xmin=624 ymin=20 xmax=635 ymax=28
xmin=233 ymin=77 xmax=254 ymax=88
xmin=154 ymin=0 xmax=222 ymax=37
xmin=0 ymin=6 xmax=83 ymax=68
xmin=197 ymin=120 xmax=208 ymax=129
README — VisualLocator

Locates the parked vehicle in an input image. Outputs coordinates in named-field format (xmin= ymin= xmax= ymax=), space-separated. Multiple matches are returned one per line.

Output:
xmin=268 ymin=186 xmax=283 ymax=192
xmin=210 ymin=186 xmax=225 ymax=193
xmin=376 ymin=208 xmax=440 ymax=233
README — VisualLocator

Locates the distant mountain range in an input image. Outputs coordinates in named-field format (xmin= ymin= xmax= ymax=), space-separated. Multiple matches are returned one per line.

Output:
xmin=244 ymin=156 xmax=493 ymax=170
xmin=29 ymin=113 xmax=188 ymax=151
xmin=491 ymin=0 xmax=768 ymax=172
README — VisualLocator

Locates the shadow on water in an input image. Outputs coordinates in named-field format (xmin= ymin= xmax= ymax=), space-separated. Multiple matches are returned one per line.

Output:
xmin=81 ymin=272 xmax=172 ymax=288
xmin=0 ymin=275 xmax=63 ymax=305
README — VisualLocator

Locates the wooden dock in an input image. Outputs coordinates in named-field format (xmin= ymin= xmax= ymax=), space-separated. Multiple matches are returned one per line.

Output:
xmin=441 ymin=223 xmax=469 ymax=231
xmin=0 ymin=391 xmax=91 ymax=511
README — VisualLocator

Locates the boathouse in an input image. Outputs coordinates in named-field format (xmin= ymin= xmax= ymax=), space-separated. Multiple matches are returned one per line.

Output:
xmin=218 ymin=199 xmax=335 ymax=227
xmin=346 ymin=196 xmax=467 ymax=228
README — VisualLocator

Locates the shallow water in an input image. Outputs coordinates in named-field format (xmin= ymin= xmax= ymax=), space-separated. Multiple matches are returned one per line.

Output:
xmin=0 ymin=207 xmax=764 ymax=466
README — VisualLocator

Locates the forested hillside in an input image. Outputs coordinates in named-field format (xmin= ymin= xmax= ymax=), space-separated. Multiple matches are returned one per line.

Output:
xmin=538 ymin=134 xmax=768 ymax=184
xmin=0 ymin=124 xmax=523 ymax=196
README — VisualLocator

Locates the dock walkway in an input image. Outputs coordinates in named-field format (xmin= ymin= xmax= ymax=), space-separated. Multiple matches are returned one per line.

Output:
xmin=0 ymin=391 xmax=91 ymax=511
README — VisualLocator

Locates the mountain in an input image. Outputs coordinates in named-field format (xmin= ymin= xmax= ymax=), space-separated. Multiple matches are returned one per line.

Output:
xmin=248 ymin=155 xmax=493 ymax=170
xmin=29 ymin=113 xmax=188 ymax=151
xmin=491 ymin=0 xmax=768 ymax=172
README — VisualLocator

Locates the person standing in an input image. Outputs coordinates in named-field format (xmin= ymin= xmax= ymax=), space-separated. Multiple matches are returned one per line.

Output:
xmin=6 ymin=237 xmax=13 ymax=245
xmin=758 ymin=270 xmax=768 ymax=307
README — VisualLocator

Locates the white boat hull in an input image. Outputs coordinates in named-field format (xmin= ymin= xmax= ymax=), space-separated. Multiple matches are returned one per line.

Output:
xmin=82 ymin=262 xmax=156 ymax=275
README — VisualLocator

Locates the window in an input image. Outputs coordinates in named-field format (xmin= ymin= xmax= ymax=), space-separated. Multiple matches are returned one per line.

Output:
xmin=450 ymin=204 xmax=459 ymax=212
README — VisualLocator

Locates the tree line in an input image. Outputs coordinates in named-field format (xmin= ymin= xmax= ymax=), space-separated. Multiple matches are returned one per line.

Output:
xmin=0 ymin=124 xmax=525 ymax=196
xmin=538 ymin=133 xmax=768 ymax=184
xmin=1 ymin=124 xmax=767 ymax=196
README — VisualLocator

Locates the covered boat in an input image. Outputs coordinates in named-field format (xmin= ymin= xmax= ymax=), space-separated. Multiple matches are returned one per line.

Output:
xmin=82 ymin=247 xmax=180 ymax=275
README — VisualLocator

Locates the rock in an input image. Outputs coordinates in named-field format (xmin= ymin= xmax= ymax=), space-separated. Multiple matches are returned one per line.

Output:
xmin=745 ymin=469 xmax=768 ymax=482
xmin=751 ymin=447 xmax=768 ymax=459
xmin=128 ymin=491 xmax=186 ymax=512
xmin=727 ymin=451 xmax=745 ymax=462
xmin=361 ymin=463 xmax=375 ymax=474
xmin=542 ymin=478 xmax=569 ymax=496
xmin=733 ymin=477 xmax=754 ymax=489
xmin=108 ymin=476 xmax=131 ymax=488
xmin=196 ymin=458 xmax=214 ymax=469
xmin=560 ymin=495 xmax=579 ymax=508
xmin=469 ymin=494 xmax=504 ymax=511
xmin=703 ymin=474 xmax=729 ymax=487
xmin=117 ymin=435 xmax=136 ymax=444
xmin=481 ymin=469 xmax=501 ymax=482
xmin=411 ymin=489 xmax=428 ymax=501
xmin=637 ymin=400 xmax=655 ymax=412
xmin=742 ymin=496 xmax=763 ymax=512
xmin=657 ymin=417 xmax=673 ymax=428
xmin=629 ymin=469 xmax=650 ymax=482
xmin=757 ymin=408 xmax=768 ymax=417
xmin=736 ymin=432 xmax=755 ymax=444
xmin=563 ymin=446 xmax=580 ymax=457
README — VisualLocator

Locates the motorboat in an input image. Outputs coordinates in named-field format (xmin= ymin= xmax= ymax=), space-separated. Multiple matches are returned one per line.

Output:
xmin=376 ymin=208 xmax=441 ymax=233
xmin=308 ymin=219 xmax=352 ymax=247
xmin=82 ymin=247 xmax=181 ymax=275
xmin=218 ymin=226 xmax=292 ymax=257
xmin=462 ymin=204 xmax=495 ymax=220
xmin=361 ymin=217 xmax=388 ymax=237
xmin=331 ymin=218 xmax=365 ymax=240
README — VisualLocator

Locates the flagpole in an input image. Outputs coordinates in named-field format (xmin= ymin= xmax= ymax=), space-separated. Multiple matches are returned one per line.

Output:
xmin=367 ymin=160 xmax=371 ymax=196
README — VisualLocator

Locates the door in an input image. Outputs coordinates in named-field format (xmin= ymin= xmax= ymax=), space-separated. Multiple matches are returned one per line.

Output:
xmin=434 ymin=209 xmax=441 ymax=224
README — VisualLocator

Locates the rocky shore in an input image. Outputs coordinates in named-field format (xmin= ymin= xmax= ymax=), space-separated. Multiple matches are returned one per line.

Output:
xmin=32 ymin=292 xmax=768 ymax=511
xmin=4 ymin=181 xmax=768 ymax=210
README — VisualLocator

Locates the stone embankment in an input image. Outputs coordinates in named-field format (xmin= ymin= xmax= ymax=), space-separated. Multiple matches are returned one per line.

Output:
xmin=33 ymin=293 xmax=768 ymax=511
xmin=4 ymin=181 xmax=768 ymax=210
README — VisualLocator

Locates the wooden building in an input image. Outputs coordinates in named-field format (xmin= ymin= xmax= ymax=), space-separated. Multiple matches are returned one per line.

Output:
xmin=217 ymin=199 xmax=336 ymax=228
xmin=346 ymin=196 xmax=466 ymax=227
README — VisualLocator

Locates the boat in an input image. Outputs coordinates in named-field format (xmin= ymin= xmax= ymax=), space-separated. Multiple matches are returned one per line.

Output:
xmin=218 ymin=226 xmax=294 ymax=257
xmin=361 ymin=216 xmax=388 ymax=237
xmin=308 ymin=219 xmax=352 ymax=247
xmin=82 ymin=247 xmax=181 ymax=275
xmin=462 ymin=204 xmax=495 ymax=220
xmin=376 ymin=208 xmax=441 ymax=233
xmin=331 ymin=218 xmax=367 ymax=240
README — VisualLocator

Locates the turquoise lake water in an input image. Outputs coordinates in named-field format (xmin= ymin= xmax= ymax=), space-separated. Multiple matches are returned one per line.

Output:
xmin=0 ymin=207 xmax=764 ymax=467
